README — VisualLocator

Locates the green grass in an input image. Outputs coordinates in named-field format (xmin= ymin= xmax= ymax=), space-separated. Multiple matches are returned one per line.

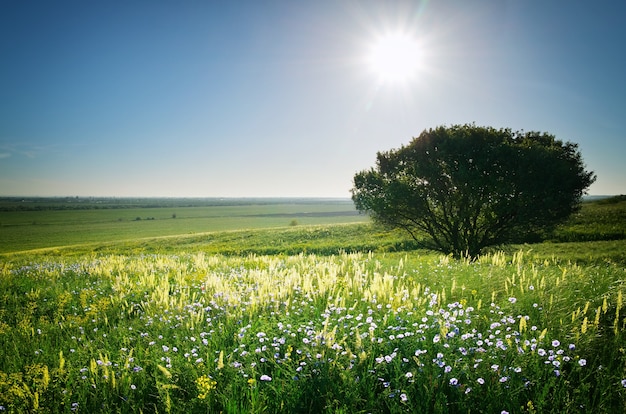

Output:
xmin=551 ymin=196 xmax=626 ymax=242
xmin=0 ymin=200 xmax=367 ymax=254
xmin=0 ymin=196 xmax=625 ymax=413
xmin=1 ymin=251 xmax=625 ymax=413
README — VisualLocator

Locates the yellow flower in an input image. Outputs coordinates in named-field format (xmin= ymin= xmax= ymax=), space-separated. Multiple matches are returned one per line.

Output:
xmin=217 ymin=350 xmax=224 ymax=370
xmin=196 ymin=375 xmax=217 ymax=399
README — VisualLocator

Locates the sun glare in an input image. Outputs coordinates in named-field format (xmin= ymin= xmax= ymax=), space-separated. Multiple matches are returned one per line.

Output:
xmin=367 ymin=32 xmax=421 ymax=84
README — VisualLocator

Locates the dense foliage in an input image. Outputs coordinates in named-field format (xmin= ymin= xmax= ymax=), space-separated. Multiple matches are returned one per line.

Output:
xmin=352 ymin=124 xmax=596 ymax=257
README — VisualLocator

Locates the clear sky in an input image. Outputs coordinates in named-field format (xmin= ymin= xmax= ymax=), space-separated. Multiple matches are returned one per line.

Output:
xmin=1 ymin=0 xmax=624 ymax=197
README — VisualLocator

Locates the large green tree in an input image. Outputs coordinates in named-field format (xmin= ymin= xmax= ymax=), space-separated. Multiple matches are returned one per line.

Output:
xmin=352 ymin=124 xmax=596 ymax=257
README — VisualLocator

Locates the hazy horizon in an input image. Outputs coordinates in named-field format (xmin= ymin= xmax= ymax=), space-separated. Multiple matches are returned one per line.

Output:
xmin=2 ymin=1 xmax=625 ymax=198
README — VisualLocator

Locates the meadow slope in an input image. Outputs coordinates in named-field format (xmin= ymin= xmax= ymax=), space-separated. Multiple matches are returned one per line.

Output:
xmin=0 ymin=197 xmax=625 ymax=413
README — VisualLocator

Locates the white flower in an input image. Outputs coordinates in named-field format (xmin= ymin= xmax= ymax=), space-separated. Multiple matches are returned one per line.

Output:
xmin=260 ymin=375 xmax=272 ymax=381
xmin=578 ymin=359 xmax=587 ymax=366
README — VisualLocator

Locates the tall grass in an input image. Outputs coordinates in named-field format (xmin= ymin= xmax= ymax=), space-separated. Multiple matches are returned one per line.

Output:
xmin=1 ymin=250 xmax=625 ymax=413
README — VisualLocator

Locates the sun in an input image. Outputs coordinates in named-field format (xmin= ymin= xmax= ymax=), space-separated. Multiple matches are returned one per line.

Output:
xmin=367 ymin=32 xmax=422 ymax=84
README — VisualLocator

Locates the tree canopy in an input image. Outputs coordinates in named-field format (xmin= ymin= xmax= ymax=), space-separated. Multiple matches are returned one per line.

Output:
xmin=351 ymin=124 xmax=596 ymax=257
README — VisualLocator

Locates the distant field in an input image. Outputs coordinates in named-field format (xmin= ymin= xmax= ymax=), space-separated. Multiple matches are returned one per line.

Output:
xmin=2 ymin=196 xmax=626 ymax=256
xmin=0 ymin=198 xmax=367 ymax=253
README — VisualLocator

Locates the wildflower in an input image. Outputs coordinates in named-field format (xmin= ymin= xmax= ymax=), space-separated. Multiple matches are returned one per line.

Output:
xmin=449 ymin=378 xmax=458 ymax=386
xmin=196 ymin=375 xmax=217 ymax=399
xmin=477 ymin=378 xmax=485 ymax=385
xmin=405 ymin=372 xmax=413 ymax=379
xmin=508 ymin=297 xmax=517 ymax=304
xmin=551 ymin=340 xmax=560 ymax=347
xmin=130 ymin=384 xmax=136 ymax=390
xmin=400 ymin=393 xmax=408 ymax=402
xmin=621 ymin=379 xmax=626 ymax=388
xmin=260 ymin=374 xmax=272 ymax=381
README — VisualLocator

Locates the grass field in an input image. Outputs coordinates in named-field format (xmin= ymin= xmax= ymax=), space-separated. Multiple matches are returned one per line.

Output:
xmin=0 ymin=198 xmax=366 ymax=254
xmin=0 ymin=197 xmax=625 ymax=413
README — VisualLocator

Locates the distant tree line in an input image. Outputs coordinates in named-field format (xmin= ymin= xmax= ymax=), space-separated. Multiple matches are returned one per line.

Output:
xmin=0 ymin=197 xmax=353 ymax=212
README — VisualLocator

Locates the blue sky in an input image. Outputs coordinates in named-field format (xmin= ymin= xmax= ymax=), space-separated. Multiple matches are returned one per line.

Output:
xmin=1 ymin=0 xmax=624 ymax=197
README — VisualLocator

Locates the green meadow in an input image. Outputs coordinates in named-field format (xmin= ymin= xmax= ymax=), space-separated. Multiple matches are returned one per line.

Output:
xmin=1 ymin=197 xmax=625 ymax=413
xmin=0 ymin=198 xmax=366 ymax=254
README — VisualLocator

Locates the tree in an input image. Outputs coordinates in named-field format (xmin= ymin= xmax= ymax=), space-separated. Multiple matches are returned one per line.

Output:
xmin=351 ymin=124 xmax=596 ymax=257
